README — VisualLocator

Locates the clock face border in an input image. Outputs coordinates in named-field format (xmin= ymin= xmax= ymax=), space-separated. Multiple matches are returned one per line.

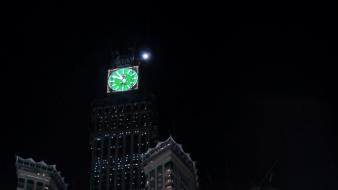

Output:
xmin=107 ymin=66 xmax=139 ymax=93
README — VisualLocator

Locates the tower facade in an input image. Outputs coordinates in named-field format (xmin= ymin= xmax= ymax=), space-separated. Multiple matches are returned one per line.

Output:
xmin=90 ymin=51 xmax=158 ymax=190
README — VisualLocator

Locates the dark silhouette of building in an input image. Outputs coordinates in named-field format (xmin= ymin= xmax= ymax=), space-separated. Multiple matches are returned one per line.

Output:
xmin=89 ymin=50 xmax=158 ymax=190
xmin=15 ymin=156 xmax=68 ymax=190
xmin=1 ymin=155 xmax=17 ymax=190
xmin=250 ymin=163 xmax=278 ymax=190
xmin=142 ymin=137 xmax=198 ymax=190
xmin=250 ymin=186 xmax=277 ymax=190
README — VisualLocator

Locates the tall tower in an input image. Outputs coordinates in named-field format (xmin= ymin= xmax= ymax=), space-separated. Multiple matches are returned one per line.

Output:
xmin=90 ymin=50 xmax=158 ymax=190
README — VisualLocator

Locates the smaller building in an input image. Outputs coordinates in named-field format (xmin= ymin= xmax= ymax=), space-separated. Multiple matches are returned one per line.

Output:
xmin=15 ymin=156 xmax=68 ymax=190
xmin=142 ymin=136 xmax=198 ymax=190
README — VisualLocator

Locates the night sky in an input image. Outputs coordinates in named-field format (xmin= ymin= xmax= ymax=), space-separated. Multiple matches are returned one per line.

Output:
xmin=2 ymin=1 xmax=338 ymax=190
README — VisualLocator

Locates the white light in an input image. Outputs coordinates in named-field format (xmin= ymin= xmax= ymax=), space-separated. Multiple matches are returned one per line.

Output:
xmin=141 ymin=52 xmax=150 ymax=60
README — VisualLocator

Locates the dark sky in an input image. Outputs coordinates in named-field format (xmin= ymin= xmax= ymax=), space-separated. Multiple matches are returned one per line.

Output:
xmin=2 ymin=1 xmax=338 ymax=190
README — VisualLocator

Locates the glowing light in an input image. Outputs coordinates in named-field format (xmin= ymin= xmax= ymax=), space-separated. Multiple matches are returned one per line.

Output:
xmin=141 ymin=52 xmax=150 ymax=60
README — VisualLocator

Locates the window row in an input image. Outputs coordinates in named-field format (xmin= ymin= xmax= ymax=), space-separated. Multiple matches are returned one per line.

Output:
xmin=94 ymin=134 xmax=150 ymax=158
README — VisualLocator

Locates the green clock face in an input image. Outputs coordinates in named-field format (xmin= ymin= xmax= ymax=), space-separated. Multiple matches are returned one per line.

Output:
xmin=107 ymin=67 xmax=138 ymax=92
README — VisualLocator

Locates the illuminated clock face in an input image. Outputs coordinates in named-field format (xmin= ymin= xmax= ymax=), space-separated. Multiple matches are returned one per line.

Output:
xmin=107 ymin=67 xmax=138 ymax=92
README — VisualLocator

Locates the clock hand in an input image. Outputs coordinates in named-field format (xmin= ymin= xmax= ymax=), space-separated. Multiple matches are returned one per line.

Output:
xmin=112 ymin=75 xmax=123 ymax=80
xmin=116 ymin=72 xmax=123 ymax=79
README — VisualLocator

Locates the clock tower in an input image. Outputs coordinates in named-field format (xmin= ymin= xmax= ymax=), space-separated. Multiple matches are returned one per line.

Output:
xmin=90 ymin=49 xmax=158 ymax=190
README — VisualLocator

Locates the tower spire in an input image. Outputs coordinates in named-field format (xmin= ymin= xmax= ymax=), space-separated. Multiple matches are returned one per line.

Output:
xmin=111 ymin=47 xmax=136 ymax=68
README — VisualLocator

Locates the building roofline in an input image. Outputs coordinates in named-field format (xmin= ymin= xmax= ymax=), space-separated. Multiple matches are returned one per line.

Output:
xmin=16 ymin=156 xmax=68 ymax=189
xmin=142 ymin=136 xmax=199 ymax=185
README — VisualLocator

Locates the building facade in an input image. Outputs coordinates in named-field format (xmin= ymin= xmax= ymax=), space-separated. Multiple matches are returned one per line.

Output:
xmin=90 ymin=51 xmax=158 ymax=190
xmin=142 ymin=137 xmax=198 ymax=190
xmin=15 ymin=156 xmax=68 ymax=190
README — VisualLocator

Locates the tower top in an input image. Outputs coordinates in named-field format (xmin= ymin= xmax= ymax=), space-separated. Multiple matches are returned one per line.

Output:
xmin=111 ymin=48 xmax=137 ymax=68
